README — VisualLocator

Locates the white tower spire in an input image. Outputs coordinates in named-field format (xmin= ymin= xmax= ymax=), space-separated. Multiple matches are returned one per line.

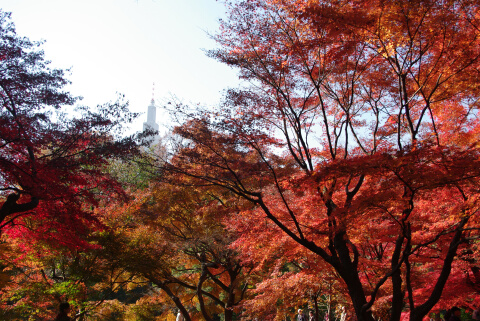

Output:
xmin=143 ymin=83 xmax=159 ymax=138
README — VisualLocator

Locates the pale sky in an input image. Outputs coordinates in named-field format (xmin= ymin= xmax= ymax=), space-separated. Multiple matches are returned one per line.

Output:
xmin=2 ymin=0 xmax=239 ymax=134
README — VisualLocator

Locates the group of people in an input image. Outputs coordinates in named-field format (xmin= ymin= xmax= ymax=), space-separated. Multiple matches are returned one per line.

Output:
xmin=431 ymin=305 xmax=480 ymax=321
xmin=52 ymin=302 xmax=479 ymax=321
xmin=297 ymin=308 xmax=316 ymax=321
xmin=297 ymin=305 xmax=480 ymax=321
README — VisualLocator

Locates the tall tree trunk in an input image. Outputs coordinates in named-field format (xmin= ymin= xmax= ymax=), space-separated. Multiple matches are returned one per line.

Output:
xmin=409 ymin=218 xmax=467 ymax=321
xmin=332 ymin=233 xmax=375 ymax=321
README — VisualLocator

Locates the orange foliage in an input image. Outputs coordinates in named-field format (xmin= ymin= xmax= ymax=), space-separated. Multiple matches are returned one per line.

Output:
xmin=164 ymin=1 xmax=480 ymax=321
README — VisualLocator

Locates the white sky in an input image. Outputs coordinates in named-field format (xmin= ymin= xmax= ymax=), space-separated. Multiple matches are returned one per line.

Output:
xmin=2 ymin=0 xmax=240 ymax=134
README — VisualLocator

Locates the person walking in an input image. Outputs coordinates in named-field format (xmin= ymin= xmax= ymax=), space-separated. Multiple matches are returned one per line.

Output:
xmin=298 ymin=309 xmax=306 ymax=321
xmin=448 ymin=307 xmax=461 ymax=321
xmin=54 ymin=302 xmax=71 ymax=321
xmin=176 ymin=311 xmax=185 ymax=321
xmin=472 ymin=306 xmax=480 ymax=321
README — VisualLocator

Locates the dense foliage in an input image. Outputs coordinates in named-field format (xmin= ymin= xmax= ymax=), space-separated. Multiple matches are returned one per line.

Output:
xmin=0 ymin=9 xmax=146 ymax=247
xmin=1 ymin=1 xmax=480 ymax=320
xmin=163 ymin=0 xmax=480 ymax=320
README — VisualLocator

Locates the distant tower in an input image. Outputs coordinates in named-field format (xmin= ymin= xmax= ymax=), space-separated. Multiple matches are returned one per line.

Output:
xmin=143 ymin=83 xmax=159 ymax=136
xmin=143 ymin=98 xmax=159 ymax=133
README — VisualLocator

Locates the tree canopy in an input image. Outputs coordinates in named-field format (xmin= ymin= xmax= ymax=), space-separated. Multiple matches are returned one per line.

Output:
xmin=162 ymin=1 xmax=480 ymax=320
xmin=1 ymin=2 xmax=480 ymax=320
xmin=0 ymin=9 xmax=147 ymax=248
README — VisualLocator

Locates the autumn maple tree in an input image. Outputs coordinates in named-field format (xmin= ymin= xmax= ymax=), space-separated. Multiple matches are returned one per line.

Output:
xmin=0 ymin=10 xmax=147 ymax=247
xmin=162 ymin=1 xmax=480 ymax=320
xmin=96 ymin=181 xmax=250 ymax=321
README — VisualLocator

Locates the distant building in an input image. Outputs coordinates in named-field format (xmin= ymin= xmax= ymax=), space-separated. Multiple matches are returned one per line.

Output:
xmin=143 ymin=98 xmax=160 ymax=145
xmin=143 ymin=98 xmax=159 ymax=133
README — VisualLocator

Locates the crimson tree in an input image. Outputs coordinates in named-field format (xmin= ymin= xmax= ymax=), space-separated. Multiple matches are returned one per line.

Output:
xmin=163 ymin=1 xmax=480 ymax=320
xmin=0 ymin=10 xmax=147 ymax=247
